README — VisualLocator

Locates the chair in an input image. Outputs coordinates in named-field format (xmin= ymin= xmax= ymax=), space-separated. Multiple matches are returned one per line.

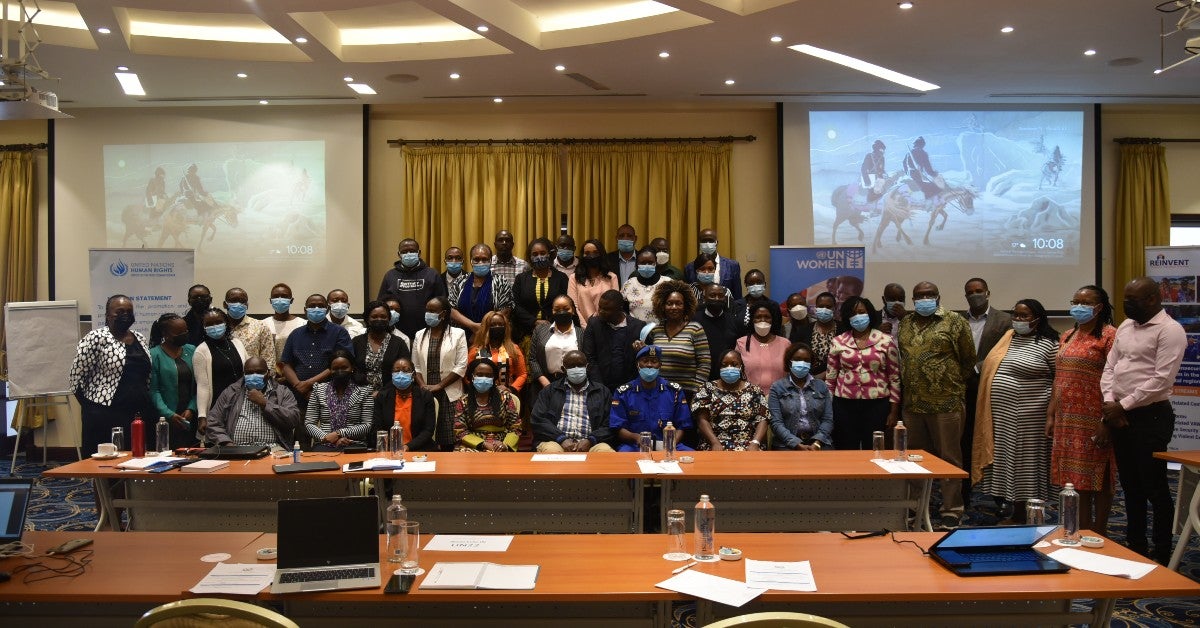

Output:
xmin=135 ymin=598 xmax=300 ymax=628
xmin=703 ymin=611 xmax=851 ymax=628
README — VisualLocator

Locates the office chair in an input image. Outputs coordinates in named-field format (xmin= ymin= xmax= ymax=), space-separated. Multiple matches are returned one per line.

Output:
xmin=135 ymin=598 xmax=299 ymax=628
xmin=704 ymin=611 xmax=851 ymax=628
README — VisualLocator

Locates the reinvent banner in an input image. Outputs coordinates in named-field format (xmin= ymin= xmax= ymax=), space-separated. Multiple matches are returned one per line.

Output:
xmin=768 ymin=246 xmax=866 ymax=317
xmin=1144 ymin=245 xmax=1200 ymax=451
xmin=88 ymin=248 xmax=195 ymax=339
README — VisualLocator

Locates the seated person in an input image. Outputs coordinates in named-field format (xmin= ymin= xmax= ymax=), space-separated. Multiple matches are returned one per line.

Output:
xmin=451 ymin=357 xmax=521 ymax=452
xmin=205 ymin=357 xmax=302 ymax=449
xmin=609 ymin=345 xmax=694 ymax=452
xmin=371 ymin=357 xmax=436 ymax=452
xmin=694 ymin=350 xmax=769 ymax=451
xmin=531 ymin=350 xmax=615 ymax=453
xmin=768 ymin=342 xmax=833 ymax=450
xmin=303 ymin=349 xmax=374 ymax=449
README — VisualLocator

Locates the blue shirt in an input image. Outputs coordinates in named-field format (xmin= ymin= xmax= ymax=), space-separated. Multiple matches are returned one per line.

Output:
xmin=609 ymin=377 xmax=692 ymax=438
xmin=768 ymin=375 xmax=833 ymax=449
xmin=280 ymin=322 xmax=354 ymax=382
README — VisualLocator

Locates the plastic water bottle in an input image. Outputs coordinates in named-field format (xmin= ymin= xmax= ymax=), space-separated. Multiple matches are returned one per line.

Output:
xmin=131 ymin=414 xmax=146 ymax=458
xmin=155 ymin=417 xmax=170 ymax=454
xmin=385 ymin=494 xmax=408 ymax=563
xmin=292 ymin=440 xmax=301 ymax=463
xmin=693 ymin=494 xmax=716 ymax=560
xmin=1060 ymin=483 xmax=1080 ymax=545
xmin=389 ymin=420 xmax=405 ymax=460
xmin=893 ymin=420 xmax=908 ymax=461
xmin=663 ymin=421 xmax=677 ymax=462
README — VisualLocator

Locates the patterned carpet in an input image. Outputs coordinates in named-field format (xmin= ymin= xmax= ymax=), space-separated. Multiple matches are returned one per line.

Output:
xmin=8 ymin=454 xmax=1200 ymax=626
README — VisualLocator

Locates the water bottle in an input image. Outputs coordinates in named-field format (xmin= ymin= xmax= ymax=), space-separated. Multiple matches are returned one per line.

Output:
xmin=893 ymin=420 xmax=908 ymax=461
xmin=292 ymin=440 xmax=301 ymax=463
xmin=131 ymin=414 xmax=146 ymax=458
xmin=155 ymin=417 xmax=170 ymax=454
xmin=663 ymin=421 xmax=677 ymax=462
xmin=389 ymin=420 xmax=404 ymax=460
xmin=1059 ymin=483 xmax=1080 ymax=545
xmin=385 ymin=494 xmax=408 ymax=563
xmin=693 ymin=494 xmax=716 ymax=560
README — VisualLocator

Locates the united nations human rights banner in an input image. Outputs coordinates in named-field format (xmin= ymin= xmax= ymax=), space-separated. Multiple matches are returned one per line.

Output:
xmin=768 ymin=246 xmax=866 ymax=318
xmin=89 ymin=249 xmax=195 ymax=339
xmin=1144 ymin=245 xmax=1200 ymax=451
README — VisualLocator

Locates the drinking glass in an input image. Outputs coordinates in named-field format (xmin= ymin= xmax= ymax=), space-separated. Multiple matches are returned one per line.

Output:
xmin=639 ymin=432 xmax=653 ymax=460
xmin=1025 ymin=499 xmax=1046 ymax=525
xmin=110 ymin=427 xmax=125 ymax=452
xmin=397 ymin=521 xmax=421 ymax=575
xmin=664 ymin=509 xmax=690 ymax=561
xmin=871 ymin=431 xmax=886 ymax=460
xmin=376 ymin=431 xmax=389 ymax=453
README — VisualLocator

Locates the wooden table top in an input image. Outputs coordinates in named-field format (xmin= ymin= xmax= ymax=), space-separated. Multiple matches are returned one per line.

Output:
xmin=1154 ymin=450 xmax=1200 ymax=466
xmin=41 ymin=449 xmax=965 ymax=481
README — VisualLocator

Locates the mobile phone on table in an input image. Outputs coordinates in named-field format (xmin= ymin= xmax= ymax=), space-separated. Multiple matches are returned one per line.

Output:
xmin=384 ymin=573 xmax=414 ymax=594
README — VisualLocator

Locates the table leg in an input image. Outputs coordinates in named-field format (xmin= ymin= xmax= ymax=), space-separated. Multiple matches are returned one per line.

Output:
xmin=1091 ymin=597 xmax=1117 ymax=625
xmin=1169 ymin=464 xmax=1200 ymax=571
xmin=93 ymin=478 xmax=121 ymax=531
xmin=632 ymin=478 xmax=644 ymax=534
xmin=917 ymin=478 xmax=933 ymax=531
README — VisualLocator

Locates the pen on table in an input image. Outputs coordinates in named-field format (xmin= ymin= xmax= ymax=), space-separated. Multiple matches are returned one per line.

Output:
xmin=672 ymin=561 xmax=699 ymax=574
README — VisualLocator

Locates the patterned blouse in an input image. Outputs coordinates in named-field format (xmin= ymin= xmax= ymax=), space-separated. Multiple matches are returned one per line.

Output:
xmin=621 ymin=276 xmax=668 ymax=324
xmin=303 ymin=382 xmax=374 ymax=444
xmin=692 ymin=380 xmax=769 ymax=451
xmin=827 ymin=329 xmax=902 ymax=403
xmin=70 ymin=326 xmax=151 ymax=406
xmin=810 ymin=325 xmax=836 ymax=375
xmin=230 ymin=316 xmax=276 ymax=372
xmin=451 ymin=388 xmax=521 ymax=451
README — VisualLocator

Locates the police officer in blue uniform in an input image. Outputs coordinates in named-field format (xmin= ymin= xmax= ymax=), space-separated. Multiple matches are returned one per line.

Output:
xmin=610 ymin=345 xmax=694 ymax=452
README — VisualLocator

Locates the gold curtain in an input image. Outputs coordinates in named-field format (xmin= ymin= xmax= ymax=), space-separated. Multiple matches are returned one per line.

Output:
xmin=566 ymin=143 xmax=733 ymax=261
xmin=1114 ymin=143 xmax=1171 ymax=320
xmin=401 ymin=145 xmax=562 ymax=260
xmin=0 ymin=150 xmax=36 ymax=379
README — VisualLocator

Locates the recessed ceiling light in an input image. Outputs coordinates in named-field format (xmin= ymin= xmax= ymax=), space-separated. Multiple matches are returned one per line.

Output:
xmin=898 ymin=2 xmax=913 ymax=9
xmin=1154 ymin=68 xmax=1163 ymax=74
xmin=450 ymin=72 xmax=460 ymax=79
xmin=343 ymin=76 xmax=354 ymax=82
xmin=97 ymin=27 xmax=111 ymax=34
xmin=658 ymin=51 xmax=670 ymax=58
xmin=724 ymin=79 xmax=735 ymax=85
xmin=294 ymin=36 xmax=308 ymax=43
xmin=114 ymin=72 xmax=145 ymax=96
xmin=493 ymin=97 xmax=503 ymax=103
xmin=236 ymin=72 xmax=248 ymax=78
xmin=348 ymin=83 xmax=376 ymax=95
xmin=116 ymin=65 xmax=129 ymax=72
xmin=770 ymin=35 xmax=783 ymax=43
xmin=789 ymin=43 xmax=939 ymax=91
xmin=1000 ymin=26 xmax=1014 ymax=33
xmin=259 ymin=100 xmax=269 ymax=105
xmin=555 ymin=65 xmax=566 ymax=72
xmin=1084 ymin=49 xmax=1097 ymax=56
xmin=477 ymin=25 xmax=489 ymax=33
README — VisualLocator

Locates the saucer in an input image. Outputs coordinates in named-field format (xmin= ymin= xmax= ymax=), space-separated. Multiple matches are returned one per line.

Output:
xmin=91 ymin=452 xmax=121 ymax=460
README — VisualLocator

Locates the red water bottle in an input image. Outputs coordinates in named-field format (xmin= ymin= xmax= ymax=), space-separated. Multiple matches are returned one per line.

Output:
xmin=131 ymin=413 xmax=146 ymax=458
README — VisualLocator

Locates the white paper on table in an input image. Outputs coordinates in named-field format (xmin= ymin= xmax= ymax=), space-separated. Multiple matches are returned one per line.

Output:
xmin=656 ymin=569 xmax=766 ymax=607
xmin=871 ymin=459 xmax=931 ymax=474
xmin=117 ymin=456 xmax=186 ymax=469
xmin=341 ymin=457 xmax=405 ymax=472
xmin=530 ymin=454 xmax=588 ymax=462
xmin=1047 ymin=547 xmax=1157 ymax=579
xmin=425 ymin=535 xmax=514 ymax=552
xmin=190 ymin=563 xmax=276 ymax=595
xmin=637 ymin=460 xmax=684 ymax=474
xmin=392 ymin=461 xmax=437 ymax=473
xmin=744 ymin=558 xmax=817 ymax=592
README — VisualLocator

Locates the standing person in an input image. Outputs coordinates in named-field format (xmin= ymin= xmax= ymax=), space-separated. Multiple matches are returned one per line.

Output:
xmin=193 ymin=308 xmax=248 ymax=438
xmin=688 ymin=254 xmax=733 ymax=311
xmin=442 ymin=246 xmax=466 ymax=289
xmin=327 ymin=289 xmax=366 ymax=338
xmin=649 ymin=237 xmax=684 ymax=280
xmin=449 ymin=243 xmax=514 ymax=340
xmin=972 ymin=299 xmax=1059 ymax=523
xmin=182 ymin=284 xmax=213 ymax=346
xmin=1100 ymin=277 xmax=1186 ymax=564
xmin=279 ymin=294 xmax=354 ymax=409
xmin=528 ymin=295 xmax=583 ymax=395
xmin=569 ymin=239 xmax=620 ymax=325
xmin=961 ymin=277 xmax=1013 ymax=508
xmin=451 ymin=358 xmax=521 ymax=452
xmin=148 ymin=313 xmax=198 ymax=448
xmin=733 ymin=269 xmax=778 ymax=336
xmin=467 ymin=310 xmax=528 ymax=396
xmin=809 ymin=292 xmax=838 ymax=380
xmin=781 ymin=292 xmax=813 ymax=343
xmin=267 ymin=283 xmax=306 ymax=371
xmin=223 ymin=287 xmax=275 ymax=372
xmin=695 ymin=283 xmax=743 ymax=381
xmin=531 ymin=350 xmax=615 ymax=453
xmin=827 ymin=297 xmax=900 ymax=451
xmin=352 ymin=301 xmax=412 ymax=397
xmin=897 ymin=281 xmax=976 ymax=530
xmin=1046 ymin=286 xmax=1118 ymax=535
xmin=621 ymin=247 xmax=668 ymax=323
xmin=70 ymin=295 xmax=152 ymax=456
xmin=604 ymin=224 xmax=639 ymax=287
xmin=582 ymin=290 xmax=648 ymax=391
xmin=511 ymin=237 xmax=569 ymax=342
xmin=377 ymin=238 xmax=447 ymax=340
xmin=643 ymin=280 xmax=710 ymax=396
xmin=490 ymin=229 xmax=528 ymax=286
xmin=734 ymin=302 xmax=790 ymax=393
xmin=304 ymin=350 xmax=373 ymax=450
xmin=684 ymin=228 xmax=742 ymax=300
xmin=694 ymin=350 xmax=769 ymax=451
xmin=553 ymin=233 xmax=579 ymax=275
xmin=879 ymin=283 xmax=907 ymax=339
xmin=412 ymin=296 xmax=468 ymax=450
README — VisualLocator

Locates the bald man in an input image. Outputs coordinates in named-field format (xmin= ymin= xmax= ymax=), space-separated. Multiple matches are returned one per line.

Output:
xmin=206 ymin=357 xmax=302 ymax=449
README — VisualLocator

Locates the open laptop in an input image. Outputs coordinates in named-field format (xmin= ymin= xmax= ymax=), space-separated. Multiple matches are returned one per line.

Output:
xmin=0 ymin=478 xmax=33 ymax=546
xmin=929 ymin=524 xmax=1069 ymax=576
xmin=270 ymin=496 xmax=381 ymax=593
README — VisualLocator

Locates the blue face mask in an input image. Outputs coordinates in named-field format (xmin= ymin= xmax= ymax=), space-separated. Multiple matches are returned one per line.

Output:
xmin=697 ymin=272 xmax=716 ymax=285
xmin=400 ymin=252 xmax=420 ymax=268
xmin=392 ymin=371 xmax=414 ymax=390
xmin=243 ymin=373 xmax=266 ymax=390
xmin=226 ymin=302 xmax=248 ymax=319
xmin=204 ymin=323 xmax=226 ymax=339
xmin=446 ymin=261 xmax=463 ymax=274
xmin=557 ymin=249 xmax=574 ymax=263
xmin=814 ymin=307 xmax=834 ymax=323
xmin=699 ymin=242 xmax=717 ymax=256
xmin=329 ymin=302 xmax=350 ymax=318
xmin=914 ymin=298 xmax=938 ymax=317
xmin=790 ymin=360 xmax=811 ymax=379
xmin=637 ymin=264 xmax=657 ymax=278
xmin=566 ymin=366 xmax=588 ymax=385
xmin=638 ymin=367 xmax=660 ymax=382
xmin=617 ymin=239 xmax=635 ymax=253
xmin=306 ymin=307 xmax=327 ymax=324
xmin=1069 ymin=304 xmax=1096 ymax=324
xmin=472 ymin=263 xmax=491 ymax=277
xmin=849 ymin=313 xmax=871 ymax=332
xmin=719 ymin=366 xmax=742 ymax=384
xmin=472 ymin=376 xmax=494 ymax=393
xmin=884 ymin=300 xmax=903 ymax=314
xmin=270 ymin=297 xmax=292 ymax=314
xmin=389 ymin=310 xmax=400 ymax=326
xmin=746 ymin=284 xmax=765 ymax=298
xmin=425 ymin=311 xmax=442 ymax=328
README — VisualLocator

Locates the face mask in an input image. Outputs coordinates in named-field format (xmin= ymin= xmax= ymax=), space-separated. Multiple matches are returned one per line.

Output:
xmin=638 ymin=367 xmax=660 ymax=382
xmin=884 ymin=300 xmax=903 ymax=314
xmin=530 ymin=254 xmax=552 ymax=269
xmin=705 ymin=301 xmax=726 ymax=316
xmin=747 ymin=284 xmax=765 ymax=298
xmin=1012 ymin=320 xmax=1034 ymax=335
xmin=566 ymin=366 xmax=588 ymax=385
xmin=204 ymin=323 xmax=226 ymax=339
xmin=472 ymin=376 xmax=494 ymax=393
xmin=425 ymin=312 xmax=442 ymax=328
xmin=226 ymin=302 xmax=248 ymax=319
xmin=790 ymin=360 xmax=811 ymax=379
xmin=488 ymin=327 xmax=506 ymax=343
xmin=1123 ymin=300 xmax=1144 ymax=321
xmin=368 ymin=320 xmax=391 ymax=333
xmin=389 ymin=310 xmax=401 ymax=326
xmin=754 ymin=321 xmax=772 ymax=336
xmin=243 ymin=373 xmax=266 ymax=390
xmin=637 ymin=264 xmax=657 ymax=278
xmin=330 ymin=371 xmax=353 ymax=386
xmin=814 ymin=307 xmax=834 ymax=323
xmin=617 ymin=239 xmax=635 ymax=253
xmin=270 ymin=297 xmax=292 ymax=314
xmin=400 ymin=252 xmax=420 ymax=268
xmin=849 ymin=313 xmax=871 ymax=332
xmin=552 ymin=312 xmax=574 ymax=326
xmin=190 ymin=296 xmax=212 ymax=311
xmin=719 ymin=366 xmax=742 ymax=384
xmin=306 ymin=307 xmax=328 ymax=324
xmin=329 ymin=302 xmax=350 ymax=318
xmin=697 ymin=272 xmax=716 ymax=285
xmin=655 ymin=251 xmax=670 ymax=266
xmin=446 ymin=261 xmax=463 ymax=274
xmin=167 ymin=332 xmax=188 ymax=347
xmin=1069 ymin=304 xmax=1096 ymax=324
xmin=472 ymin=263 xmax=491 ymax=277
xmin=699 ymin=242 xmax=717 ymax=256
xmin=581 ymin=256 xmax=600 ymax=268
xmin=789 ymin=305 xmax=808 ymax=321
xmin=914 ymin=298 xmax=938 ymax=317
xmin=392 ymin=371 xmax=414 ymax=390
xmin=966 ymin=293 xmax=989 ymax=310
xmin=557 ymin=249 xmax=574 ymax=263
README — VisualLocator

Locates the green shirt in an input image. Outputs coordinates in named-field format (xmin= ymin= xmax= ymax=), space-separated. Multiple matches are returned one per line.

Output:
xmin=897 ymin=307 xmax=976 ymax=414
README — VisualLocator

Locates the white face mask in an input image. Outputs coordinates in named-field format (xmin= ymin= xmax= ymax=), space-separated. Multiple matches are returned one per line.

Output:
xmin=789 ymin=305 xmax=808 ymax=321
xmin=754 ymin=321 xmax=772 ymax=336
xmin=655 ymin=251 xmax=670 ymax=265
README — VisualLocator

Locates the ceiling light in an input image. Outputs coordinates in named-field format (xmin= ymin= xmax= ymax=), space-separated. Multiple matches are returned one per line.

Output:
xmin=789 ymin=43 xmax=939 ymax=91
xmin=114 ymin=72 xmax=145 ymax=96
xmin=97 ymin=27 xmax=111 ymax=34
xmin=348 ymin=83 xmax=376 ymax=95
xmin=770 ymin=35 xmax=783 ymax=43
xmin=236 ymin=72 xmax=248 ymax=78
xmin=539 ymin=2 xmax=678 ymax=32
xmin=659 ymin=51 xmax=670 ymax=58
xmin=1000 ymin=26 xmax=1014 ymax=33
xmin=898 ymin=2 xmax=913 ymax=9
xmin=259 ymin=100 xmax=269 ymax=105
xmin=129 ymin=20 xmax=289 ymax=44
xmin=116 ymin=65 xmax=129 ymax=72
xmin=493 ymin=97 xmax=503 ymax=103
xmin=295 ymin=36 xmax=308 ymax=43
xmin=724 ymin=79 xmax=735 ymax=85
xmin=1084 ymin=49 xmax=1097 ymax=56
xmin=344 ymin=76 xmax=354 ymax=82
xmin=342 ymin=25 xmax=483 ymax=45
xmin=450 ymin=72 xmax=460 ymax=79
xmin=555 ymin=65 xmax=566 ymax=71
xmin=477 ymin=25 xmax=489 ymax=33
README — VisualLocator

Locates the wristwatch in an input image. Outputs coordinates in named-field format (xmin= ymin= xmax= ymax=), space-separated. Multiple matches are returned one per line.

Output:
xmin=810 ymin=441 xmax=822 ymax=450
xmin=749 ymin=439 xmax=761 ymax=447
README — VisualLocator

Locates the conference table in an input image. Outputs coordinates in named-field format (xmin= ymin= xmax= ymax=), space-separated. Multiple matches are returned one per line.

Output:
xmin=43 ymin=450 xmax=965 ymax=535
xmin=1154 ymin=449 xmax=1200 ymax=570
xmin=2 ymin=529 xmax=1196 ymax=627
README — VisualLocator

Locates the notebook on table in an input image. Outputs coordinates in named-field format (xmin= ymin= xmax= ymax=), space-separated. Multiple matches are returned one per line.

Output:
xmin=270 ymin=496 xmax=381 ymax=593
xmin=930 ymin=524 xmax=1069 ymax=576
xmin=200 ymin=444 xmax=270 ymax=460
xmin=0 ymin=478 xmax=32 ymax=546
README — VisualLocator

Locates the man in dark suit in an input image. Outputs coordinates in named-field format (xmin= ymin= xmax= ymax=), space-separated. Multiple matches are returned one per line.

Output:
xmin=960 ymin=277 xmax=1013 ymax=510
xmin=694 ymin=283 xmax=742 ymax=380
xmin=582 ymin=290 xmax=648 ymax=391
xmin=604 ymin=223 xmax=639 ymax=288
xmin=683 ymin=228 xmax=742 ymax=300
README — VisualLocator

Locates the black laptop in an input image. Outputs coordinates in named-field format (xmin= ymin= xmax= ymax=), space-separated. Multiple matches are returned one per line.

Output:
xmin=270 ymin=496 xmax=381 ymax=593
xmin=200 ymin=444 xmax=270 ymax=460
xmin=0 ymin=478 xmax=33 ymax=546
xmin=929 ymin=525 xmax=1069 ymax=576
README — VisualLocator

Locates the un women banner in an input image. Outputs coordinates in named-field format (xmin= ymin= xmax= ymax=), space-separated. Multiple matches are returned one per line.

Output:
xmin=1144 ymin=245 xmax=1200 ymax=451
xmin=88 ymin=248 xmax=195 ymax=339
xmin=768 ymin=246 xmax=866 ymax=315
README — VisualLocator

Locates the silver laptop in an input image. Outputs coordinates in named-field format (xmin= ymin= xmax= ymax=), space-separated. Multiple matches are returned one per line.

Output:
xmin=0 ymin=478 xmax=32 ymax=546
xmin=270 ymin=496 xmax=381 ymax=593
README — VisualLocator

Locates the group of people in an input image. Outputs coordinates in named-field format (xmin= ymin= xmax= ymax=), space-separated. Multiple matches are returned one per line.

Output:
xmin=68 ymin=225 xmax=1186 ymax=562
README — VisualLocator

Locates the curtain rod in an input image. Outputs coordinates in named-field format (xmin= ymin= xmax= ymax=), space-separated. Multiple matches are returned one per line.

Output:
xmin=0 ymin=143 xmax=48 ymax=151
xmin=387 ymin=135 xmax=756 ymax=147
xmin=1113 ymin=137 xmax=1200 ymax=144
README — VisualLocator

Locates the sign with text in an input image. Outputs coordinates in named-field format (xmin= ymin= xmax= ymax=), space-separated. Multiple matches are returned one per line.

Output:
xmin=1145 ymin=245 xmax=1200 ymax=451
xmin=88 ymin=248 xmax=195 ymax=340
xmin=768 ymin=246 xmax=866 ymax=318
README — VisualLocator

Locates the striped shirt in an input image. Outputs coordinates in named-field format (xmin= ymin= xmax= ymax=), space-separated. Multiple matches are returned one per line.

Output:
xmin=646 ymin=321 xmax=711 ymax=394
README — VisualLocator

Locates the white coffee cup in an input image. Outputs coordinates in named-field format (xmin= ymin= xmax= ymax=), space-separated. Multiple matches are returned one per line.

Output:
xmin=97 ymin=443 xmax=117 ymax=456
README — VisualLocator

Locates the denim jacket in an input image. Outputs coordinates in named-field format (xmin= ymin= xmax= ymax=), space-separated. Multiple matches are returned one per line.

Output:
xmin=768 ymin=375 xmax=833 ymax=449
